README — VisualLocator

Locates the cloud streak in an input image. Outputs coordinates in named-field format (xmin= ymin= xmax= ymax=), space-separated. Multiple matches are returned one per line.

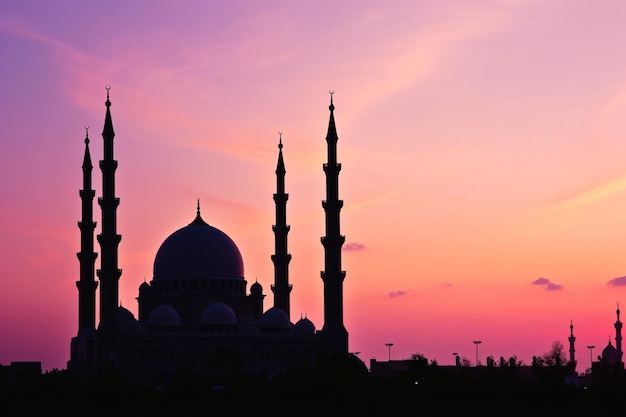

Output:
xmin=550 ymin=175 xmax=626 ymax=211
xmin=532 ymin=277 xmax=563 ymax=291
xmin=388 ymin=290 xmax=409 ymax=298
xmin=343 ymin=242 xmax=366 ymax=252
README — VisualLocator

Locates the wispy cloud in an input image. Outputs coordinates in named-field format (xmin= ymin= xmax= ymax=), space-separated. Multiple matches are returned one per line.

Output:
xmin=532 ymin=277 xmax=563 ymax=291
xmin=388 ymin=290 xmax=409 ymax=298
xmin=607 ymin=276 xmax=626 ymax=287
xmin=343 ymin=242 xmax=366 ymax=252
xmin=595 ymin=85 xmax=626 ymax=126
xmin=0 ymin=16 xmax=118 ymax=95
xmin=550 ymin=175 xmax=626 ymax=211
xmin=340 ymin=4 xmax=525 ymax=125
xmin=346 ymin=188 xmax=407 ymax=212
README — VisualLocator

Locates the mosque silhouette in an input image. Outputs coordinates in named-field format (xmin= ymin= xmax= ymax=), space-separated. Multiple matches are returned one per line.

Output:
xmin=62 ymin=87 xmax=625 ymax=397
xmin=67 ymin=87 xmax=358 ymax=387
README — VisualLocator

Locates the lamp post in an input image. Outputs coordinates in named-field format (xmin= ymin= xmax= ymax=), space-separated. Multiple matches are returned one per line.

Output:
xmin=452 ymin=352 xmax=459 ymax=366
xmin=587 ymin=345 xmax=595 ymax=369
xmin=385 ymin=343 xmax=394 ymax=362
xmin=473 ymin=341 xmax=482 ymax=366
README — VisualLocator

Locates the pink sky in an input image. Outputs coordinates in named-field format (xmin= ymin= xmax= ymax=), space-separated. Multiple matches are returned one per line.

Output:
xmin=2 ymin=0 xmax=626 ymax=373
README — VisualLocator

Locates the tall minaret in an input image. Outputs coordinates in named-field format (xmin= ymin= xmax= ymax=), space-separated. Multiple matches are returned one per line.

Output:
xmin=568 ymin=320 xmax=576 ymax=367
xmin=271 ymin=132 xmax=292 ymax=319
xmin=320 ymin=91 xmax=348 ymax=355
xmin=615 ymin=303 xmax=623 ymax=364
xmin=76 ymin=128 xmax=98 ymax=332
xmin=96 ymin=85 xmax=122 ymax=342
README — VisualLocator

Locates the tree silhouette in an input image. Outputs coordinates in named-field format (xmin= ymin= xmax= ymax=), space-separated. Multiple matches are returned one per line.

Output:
xmin=540 ymin=340 xmax=568 ymax=367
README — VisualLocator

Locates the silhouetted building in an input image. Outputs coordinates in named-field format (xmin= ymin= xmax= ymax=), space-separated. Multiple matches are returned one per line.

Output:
xmin=68 ymin=89 xmax=353 ymax=387
xmin=589 ymin=304 xmax=624 ymax=383
xmin=0 ymin=362 xmax=42 ymax=387
xmin=568 ymin=319 xmax=576 ymax=366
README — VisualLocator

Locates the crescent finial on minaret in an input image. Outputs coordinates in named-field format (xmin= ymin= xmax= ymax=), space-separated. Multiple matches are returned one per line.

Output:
xmin=278 ymin=131 xmax=283 ymax=149
xmin=105 ymin=85 xmax=111 ymax=107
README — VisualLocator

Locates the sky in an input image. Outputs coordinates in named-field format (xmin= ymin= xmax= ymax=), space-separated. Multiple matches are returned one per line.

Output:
xmin=2 ymin=0 xmax=626 ymax=374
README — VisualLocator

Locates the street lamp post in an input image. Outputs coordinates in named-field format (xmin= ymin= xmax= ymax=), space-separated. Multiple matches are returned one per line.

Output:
xmin=587 ymin=345 xmax=595 ymax=369
xmin=452 ymin=352 xmax=459 ymax=366
xmin=385 ymin=343 xmax=394 ymax=362
xmin=473 ymin=341 xmax=482 ymax=366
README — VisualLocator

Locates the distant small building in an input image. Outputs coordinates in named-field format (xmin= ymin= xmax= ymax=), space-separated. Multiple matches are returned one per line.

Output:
xmin=369 ymin=357 xmax=538 ymax=382
xmin=369 ymin=359 xmax=413 ymax=378
xmin=589 ymin=305 xmax=624 ymax=384
xmin=0 ymin=362 xmax=42 ymax=386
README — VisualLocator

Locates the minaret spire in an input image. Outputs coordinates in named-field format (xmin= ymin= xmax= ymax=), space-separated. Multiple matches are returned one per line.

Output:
xmin=615 ymin=302 xmax=623 ymax=365
xmin=76 ymin=127 xmax=98 ymax=331
xmin=97 ymin=85 xmax=122 ymax=362
xmin=320 ymin=90 xmax=348 ymax=355
xmin=568 ymin=320 xmax=576 ymax=368
xmin=271 ymin=131 xmax=292 ymax=319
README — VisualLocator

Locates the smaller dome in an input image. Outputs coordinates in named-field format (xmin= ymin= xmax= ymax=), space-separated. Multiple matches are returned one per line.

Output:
xmin=121 ymin=319 xmax=147 ymax=336
xmin=294 ymin=316 xmax=316 ymax=334
xmin=250 ymin=281 xmax=263 ymax=295
xmin=117 ymin=306 xmax=136 ymax=325
xmin=139 ymin=281 xmax=151 ymax=294
xmin=259 ymin=307 xmax=291 ymax=329
xmin=201 ymin=302 xmax=237 ymax=326
xmin=602 ymin=341 xmax=619 ymax=363
xmin=147 ymin=304 xmax=180 ymax=327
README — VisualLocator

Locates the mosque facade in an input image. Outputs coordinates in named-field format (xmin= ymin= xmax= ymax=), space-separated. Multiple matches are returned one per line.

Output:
xmin=68 ymin=89 xmax=351 ymax=387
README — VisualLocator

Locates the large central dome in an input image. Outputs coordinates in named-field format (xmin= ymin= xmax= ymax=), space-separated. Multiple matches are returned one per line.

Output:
xmin=153 ymin=212 xmax=244 ymax=280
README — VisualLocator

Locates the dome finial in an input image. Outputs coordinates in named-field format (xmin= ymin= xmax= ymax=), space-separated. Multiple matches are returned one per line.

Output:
xmin=190 ymin=198 xmax=208 ymax=225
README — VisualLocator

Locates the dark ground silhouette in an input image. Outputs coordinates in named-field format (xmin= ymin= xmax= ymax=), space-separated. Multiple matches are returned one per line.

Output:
xmin=2 ymin=357 xmax=625 ymax=417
